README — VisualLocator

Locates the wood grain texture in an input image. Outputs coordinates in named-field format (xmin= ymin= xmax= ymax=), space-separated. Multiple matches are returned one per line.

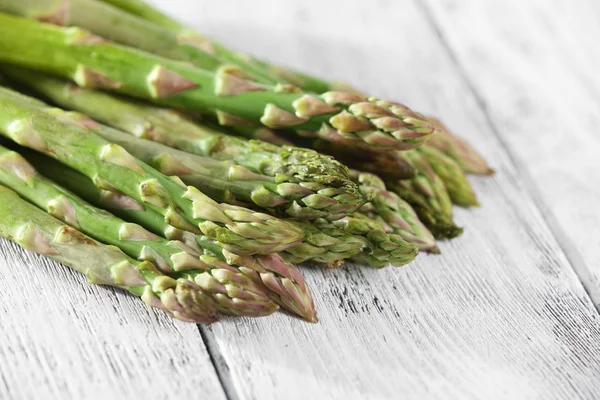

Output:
xmin=145 ymin=0 xmax=600 ymax=399
xmin=421 ymin=0 xmax=600 ymax=307
xmin=0 ymin=239 xmax=227 ymax=400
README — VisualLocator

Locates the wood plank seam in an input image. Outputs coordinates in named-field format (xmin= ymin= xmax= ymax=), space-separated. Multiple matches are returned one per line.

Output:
xmin=198 ymin=325 xmax=241 ymax=400
xmin=416 ymin=0 xmax=600 ymax=314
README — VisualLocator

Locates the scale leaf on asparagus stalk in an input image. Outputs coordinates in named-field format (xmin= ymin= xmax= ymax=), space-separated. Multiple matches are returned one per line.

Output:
xmin=0 ymin=143 xmax=278 ymax=317
xmin=3 ymin=68 xmax=368 ymax=221
xmin=0 ymin=184 xmax=218 ymax=323
xmin=0 ymin=86 xmax=303 ymax=255
xmin=0 ymin=13 xmax=434 ymax=150
xmin=18 ymin=148 xmax=318 ymax=322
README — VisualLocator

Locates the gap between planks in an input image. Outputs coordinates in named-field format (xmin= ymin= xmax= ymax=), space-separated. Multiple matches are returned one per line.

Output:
xmin=198 ymin=325 xmax=241 ymax=400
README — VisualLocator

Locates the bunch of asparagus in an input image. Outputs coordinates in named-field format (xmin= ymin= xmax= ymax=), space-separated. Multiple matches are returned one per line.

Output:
xmin=0 ymin=0 xmax=493 ymax=324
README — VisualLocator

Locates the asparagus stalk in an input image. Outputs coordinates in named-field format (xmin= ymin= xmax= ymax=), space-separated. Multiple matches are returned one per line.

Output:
xmin=97 ymin=0 xmax=354 ymax=94
xmin=351 ymin=171 xmax=438 ymax=253
xmin=96 ymin=0 xmax=303 ymax=86
xmin=426 ymin=116 xmax=494 ymax=175
xmin=4 ymin=68 xmax=368 ymax=220
xmin=0 ymin=13 xmax=434 ymax=150
xmin=0 ymin=183 xmax=218 ymax=323
xmin=0 ymin=0 xmax=278 ymax=84
xmin=387 ymin=150 xmax=463 ymax=239
xmin=0 ymin=143 xmax=278 ymax=317
xmin=0 ymin=86 xmax=303 ymax=255
xmin=415 ymin=146 xmax=479 ymax=207
xmin=19 ymin=149 xmax=317 ymax=322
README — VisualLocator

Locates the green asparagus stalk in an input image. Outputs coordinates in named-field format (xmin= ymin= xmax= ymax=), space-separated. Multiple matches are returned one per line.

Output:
xmin=0 ymin=86 xmax=303 ymax=255
xmin=0 ymin=184 xmax=218 ymax=323
xmin=387 ymin=150 xmax=463 ymax=239
xmin=95 ymin=0 xmax=310 ymax=87
xmin=350 ymin=170 xmax=438 ymax=253
xmin=18 ymin=148 xmax=317 ymax=322
xmin=0 ymin=0 xmax=279 ymax=84
xmin=0 ymin=144 xmax=278 ymax=317
xmin=0 ymin=13 xmax=434 ymax=150
xmin=3 ymin=68 xmax=368 ymax=220
xmin=426 ymin=116 xmax=494 ymax=175
xmin=415 ymin=146 xmax=479 ymax=207
xmin=97 ymin=0 xmax=354 ymax=94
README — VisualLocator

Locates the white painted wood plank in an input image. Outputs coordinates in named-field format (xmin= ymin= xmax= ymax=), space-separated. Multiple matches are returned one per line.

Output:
xmin=0 ymin=239 xmax=227 ymax=400
xmin=148 ymin=1 xmax=600 ymax=399
xmin=421 ymin=0 xmax=600 ymax=305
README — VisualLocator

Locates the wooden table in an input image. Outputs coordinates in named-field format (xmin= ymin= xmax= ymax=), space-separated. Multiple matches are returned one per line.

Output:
xmin=2 ymin=0 xmax=600 ymax=398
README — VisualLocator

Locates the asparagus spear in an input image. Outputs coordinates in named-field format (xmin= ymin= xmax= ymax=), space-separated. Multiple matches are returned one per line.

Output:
xmin=351 ymin=171 xmax=438 ymax=253
xmin=387 ymin=150 xmax=463 ymax=239
xmin=3 ymin=68 xmax=368 ymax=220
xmin=415 ymin=146 xmax=479 ymax=207
xmin=18 ymin=149 xmax=317 ymax=322
xmin=0 ymin=0 xmax=278 ymax=84
xmin=0 ymin=184 xmax=218 ymax=323
xmin=283 ymin=219 xmax=366 ymax=266
xmin=333 ymin=214 xmax=419 ymax=268
xmin=0 ymin=143 xmax=278 ymax=317
xmin=0 ymin=86 xmax=303 ymax=255
xmin=426 ymin=117 xmax=494 ymax=175
xmin=312 ymin=139 xmax=416 ymax=181
xmin=97 ymin=0 xmax=353 ymax=94
xmin=96 ymin=0 xmax=306 ymax=86
xmin=0 ymin=13 xmax=434 ymax=150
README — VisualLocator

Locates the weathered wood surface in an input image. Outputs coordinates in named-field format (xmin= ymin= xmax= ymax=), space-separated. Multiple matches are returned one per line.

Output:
xmin=0 ymin=240 xmax=227 ymax=400
xmin=422 ymin=0 xmax=600 ymax=306
xmin=1 ymin=0 xmax=600 ymax=399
